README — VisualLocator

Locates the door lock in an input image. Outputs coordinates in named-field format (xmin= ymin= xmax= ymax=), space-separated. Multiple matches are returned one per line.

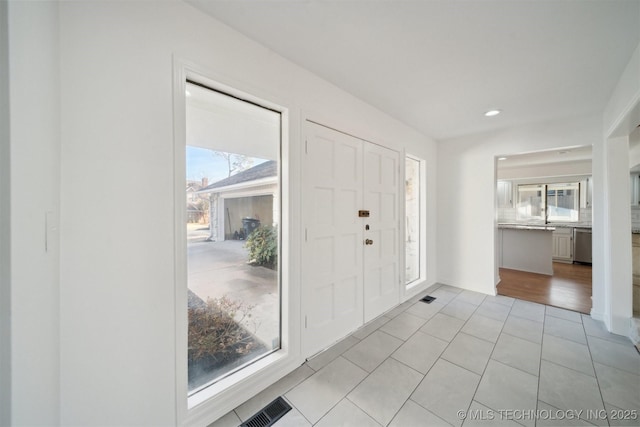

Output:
xmin=365 ymin=239 xmax=374 ymax=245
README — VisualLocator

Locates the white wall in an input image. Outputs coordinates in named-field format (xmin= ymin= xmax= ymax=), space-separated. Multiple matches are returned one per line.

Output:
xmin=604 ymin=42 xmax=640 ymax=138
xmin=437 ymin=114 xmax=601 ymax=294
xmin=596 ymin=40 xmax=640 ymax=333
xmin=0 ymin=1 xmax=11 ymax=424
xmin=56 ymin=1 xmax=437 ymax=425
xmin=629 ymin=126 xmax=640 ymax=168
xmin=6 ymin=1 xmax=61 ymax=425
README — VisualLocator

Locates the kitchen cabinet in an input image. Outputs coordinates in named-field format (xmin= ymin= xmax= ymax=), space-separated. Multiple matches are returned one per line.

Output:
xmin=501 ymin=227 xmax=553 ymax=275
xmin=631 ymin=173 xmax=640 ymax=206
xmin=497 ymin=229 xmax=503 ymax=268
xmin=633 ymin=234 xmax=640 ymax=316
xmin=580 ymin=177 xmax=593 ymax=208
xmin=552 ymin=228 xmax=573 ymax=263
xmin=497 ymin=180 xmax=513 ymax=208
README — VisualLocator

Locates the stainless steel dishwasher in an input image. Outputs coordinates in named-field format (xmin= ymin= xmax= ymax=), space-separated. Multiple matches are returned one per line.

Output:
xmin=573 ymin=228 xmax=592 ymax=264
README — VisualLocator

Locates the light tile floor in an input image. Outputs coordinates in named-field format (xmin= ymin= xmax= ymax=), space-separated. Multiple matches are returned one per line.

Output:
xmin=211 ymin=284 xmax=640 ymax=427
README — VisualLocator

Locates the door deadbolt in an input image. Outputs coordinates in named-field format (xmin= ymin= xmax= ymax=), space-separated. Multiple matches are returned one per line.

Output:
xmin=365 ymin=239 xmax=374 ymax=245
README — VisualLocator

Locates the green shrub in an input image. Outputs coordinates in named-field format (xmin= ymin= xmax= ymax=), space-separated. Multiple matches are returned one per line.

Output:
xmin=245 ymin=225 xmax=278 ymax=269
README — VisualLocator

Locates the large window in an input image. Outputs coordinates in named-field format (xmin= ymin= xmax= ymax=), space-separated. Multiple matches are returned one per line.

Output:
xmin=546 ymin=183 xmax=579 ymax=222
xmin=405 ymin=156 xmax=421 ymax=285
xmin=516 ymin=184 xmax=545 ymax=221
xmin=185 ymin=82 xmax=281 ymax=395
xmin=516 ymin=182 xmax=579 ymax=223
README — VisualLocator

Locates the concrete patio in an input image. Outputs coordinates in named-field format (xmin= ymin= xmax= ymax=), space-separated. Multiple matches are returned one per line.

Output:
xmin=187 ymin=231 xmax=279 ymax=350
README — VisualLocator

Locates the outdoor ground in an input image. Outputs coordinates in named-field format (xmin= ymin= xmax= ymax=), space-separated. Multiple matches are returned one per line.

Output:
xmin=186 ymin=223 xmax=279 ymax=349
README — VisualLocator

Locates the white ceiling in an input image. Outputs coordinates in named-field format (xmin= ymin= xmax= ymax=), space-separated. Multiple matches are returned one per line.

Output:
xmin=186 ymin=0 xmax=639 ymax=141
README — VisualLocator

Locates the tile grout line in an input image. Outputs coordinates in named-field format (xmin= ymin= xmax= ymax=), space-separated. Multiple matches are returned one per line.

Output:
xmin=325 ymin=345 xmax=417 ymax=427
xmin=466 ymin=297 xmax=525 ymax=427
xmin=534 ymin=305 xmax=547 ymax=427
xmin=386 ymin=291 xmax=481 ymax=427
xmin=308 ymin=301 xmax=427 ymax=427
xmin=583 ymin=319 xmax=613 ymax=426
xmin=269 ymin=296 xmax=629 ymax=427
xmin=500 ymin=329 xmax=541 ymax=346
xmin=308 ymin=355 xmax=372 ymax=426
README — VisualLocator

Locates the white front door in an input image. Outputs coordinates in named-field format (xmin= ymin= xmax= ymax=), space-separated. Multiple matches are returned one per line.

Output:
xmin=363 ymin=143 xmax=400 ymax=321
xmin=302 ymin=121 xmax=400 ymax=356
xmin=302 ymin=121 xmax=365 ymax=356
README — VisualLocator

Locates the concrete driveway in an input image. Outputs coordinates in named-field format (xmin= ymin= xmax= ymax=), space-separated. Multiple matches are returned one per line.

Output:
xmin=187 ymin=236 xmax=279 ymax=350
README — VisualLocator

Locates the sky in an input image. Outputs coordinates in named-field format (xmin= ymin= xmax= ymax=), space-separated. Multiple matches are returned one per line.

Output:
xmin=186 ymin=146 xmax=267 ymax=184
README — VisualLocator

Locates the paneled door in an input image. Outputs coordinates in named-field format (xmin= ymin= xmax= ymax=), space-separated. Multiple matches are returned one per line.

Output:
xmin=302 ymin=121 xmax=400 ymax=356
xmin=363 ymin=143 xmax=400 ymax=321
xmin=302 ymin=121 xmax=365 ymax=356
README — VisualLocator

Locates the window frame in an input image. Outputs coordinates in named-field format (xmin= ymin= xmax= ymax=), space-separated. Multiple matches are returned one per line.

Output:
xmin=173 ymin=60 xmax=298 ymax=426
xmin=404 ymin=154 xmax=426 ymax=288
xmin=516 ymin=182 xmax=581 ymax=223
xmin=546 ymin=182 xmax=580 ymax=223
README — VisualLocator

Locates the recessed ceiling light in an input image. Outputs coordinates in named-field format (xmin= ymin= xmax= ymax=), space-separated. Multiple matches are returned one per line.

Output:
xmin=185 ymin=90 xmax=192 ymax=97
xmin=484 ymin=109 xmax=501 ymax=117
xmin=498 ymin=157 xmax=507 ymax=161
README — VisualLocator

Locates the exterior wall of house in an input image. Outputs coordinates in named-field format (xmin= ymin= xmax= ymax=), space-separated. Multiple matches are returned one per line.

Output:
xmin=54 ymin=1 xmax=437 ymax=425
xmin=5 ymin=1 xmax=61 ymax=425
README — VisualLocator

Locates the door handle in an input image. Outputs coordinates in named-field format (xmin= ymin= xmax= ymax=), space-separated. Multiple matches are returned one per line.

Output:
xmin=365 ymin=239 xmax=374 ymax=245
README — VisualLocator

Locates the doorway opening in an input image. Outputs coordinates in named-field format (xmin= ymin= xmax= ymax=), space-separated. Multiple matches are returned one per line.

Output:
xmin=495 ymin=146 xmax=593 ymax=313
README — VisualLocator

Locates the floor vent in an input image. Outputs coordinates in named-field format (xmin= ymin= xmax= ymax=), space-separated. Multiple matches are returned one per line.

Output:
xmin=420 ymin=295 xmax=437 ymax=304
xmin=241 ymin=397 xmax=292 ymax=427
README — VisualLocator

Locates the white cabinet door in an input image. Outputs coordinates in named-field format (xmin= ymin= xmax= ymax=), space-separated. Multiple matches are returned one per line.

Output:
xmin=363 ymin=143 xmax=400 ymax=322
xmin=302 ymin=122 xmax=364 ymax=356
xmin=631 ymin=174 xmax=640 ymax=206
xmin=556 ymin=234 xmax=572 ymax=259
xmin=497 ymin=181 xmax=513 ymax=208
xmin=580 ymin=178 xmax=593 ymax=208
xmin=552 ymin=228 xmax=573 ymax=262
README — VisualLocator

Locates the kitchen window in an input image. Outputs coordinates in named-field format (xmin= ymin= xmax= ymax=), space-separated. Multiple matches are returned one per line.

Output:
xmin=547 ymin=183 xmax=579 ymax=222
xmin=516 ymin=182 xmax=580 ymax=223
xmin=516 ymin=184 xmax=545 ymax=221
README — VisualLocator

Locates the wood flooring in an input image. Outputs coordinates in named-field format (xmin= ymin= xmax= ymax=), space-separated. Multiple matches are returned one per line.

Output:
xmin=497 ymin=262 xmax=592 ymax=314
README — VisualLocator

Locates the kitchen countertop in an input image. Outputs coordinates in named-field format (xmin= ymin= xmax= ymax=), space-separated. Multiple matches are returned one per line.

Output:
xmin=499 ymin=222 xmax=592 ymax=230
xmin=498 ymin=224 xmax=556 ymax=231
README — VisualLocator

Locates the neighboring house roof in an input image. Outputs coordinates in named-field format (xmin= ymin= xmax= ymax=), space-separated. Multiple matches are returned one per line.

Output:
xmin=199 ymin=160 xmax=277 ymax=192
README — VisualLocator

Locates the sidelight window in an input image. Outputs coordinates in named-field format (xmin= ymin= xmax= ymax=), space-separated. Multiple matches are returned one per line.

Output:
xmin=185 ymin=82 xmax=281 ymax=395
xmin=405 ymin=156 xmax=422 ymax=285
